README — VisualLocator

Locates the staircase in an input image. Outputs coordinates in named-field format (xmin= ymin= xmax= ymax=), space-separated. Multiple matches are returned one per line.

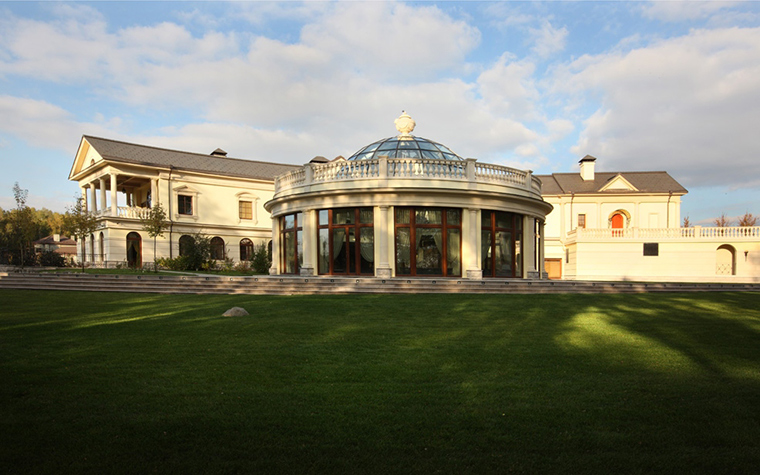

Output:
xmin=1 ymin=272 xmax=758 ymax=295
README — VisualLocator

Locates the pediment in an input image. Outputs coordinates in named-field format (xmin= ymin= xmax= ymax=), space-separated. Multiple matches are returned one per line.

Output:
xmin=599 ymin=174 xmax=638 ymax=192
xmin=69 ymin=137 xmax=105 ymax=179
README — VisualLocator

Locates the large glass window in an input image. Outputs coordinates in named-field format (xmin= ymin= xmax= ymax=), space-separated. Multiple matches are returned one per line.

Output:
xmin=211 ymin=237 xmax=225 ymax=260
xmin=240 ymin=238 xmax=253 ymax=261
xmin=482 ymin=211 xmax=522 ymax=278
xmin=280 ymin=213 xmax=303 ymax=274
xmin=394 ymin=207 xmax=461 ymax=277
xmin=317 ymin=208 xmax=374 ymax=275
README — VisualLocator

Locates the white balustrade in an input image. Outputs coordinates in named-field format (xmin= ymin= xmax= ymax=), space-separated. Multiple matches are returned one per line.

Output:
xmin=571 ymin=226 xmax=760 ymax=241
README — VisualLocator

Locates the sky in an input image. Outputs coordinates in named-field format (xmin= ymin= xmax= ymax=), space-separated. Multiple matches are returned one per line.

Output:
xmin=1 ymin=0 xmax=759 ymax=225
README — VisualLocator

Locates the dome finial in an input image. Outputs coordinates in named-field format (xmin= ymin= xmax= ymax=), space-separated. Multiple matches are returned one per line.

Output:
xmin=394 ymin=111 xmax=416 ymax=137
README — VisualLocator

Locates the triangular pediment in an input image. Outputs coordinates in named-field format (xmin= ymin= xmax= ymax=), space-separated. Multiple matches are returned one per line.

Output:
xmin=599 ymin=174 xmax=638 ymax=192
xmin=69 ymin=137 xmax=105 ymax=179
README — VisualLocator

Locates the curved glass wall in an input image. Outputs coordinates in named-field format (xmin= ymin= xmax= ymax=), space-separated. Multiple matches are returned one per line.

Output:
xmin=318 ymin=208 xmax=374 ymax=275
xmin=280 ymin=212 xmax=303 ymax=274
xmin=347 ymin=136 xmax=463 ymax=161
xmin=395 ymin=207 xmax=461 ymax=277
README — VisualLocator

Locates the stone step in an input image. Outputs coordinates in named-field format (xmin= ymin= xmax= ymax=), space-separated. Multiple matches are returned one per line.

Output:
xmin=1 ymin=272 xmax=758 ymax=295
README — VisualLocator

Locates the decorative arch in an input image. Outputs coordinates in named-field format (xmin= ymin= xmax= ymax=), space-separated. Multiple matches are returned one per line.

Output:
xmin=126 ymin=232 xmax=142 ymax=268
xmin=716 ymin=245 xmax=736 ymax=275
xmin=608 ymin=209 xmax=631 ymax=228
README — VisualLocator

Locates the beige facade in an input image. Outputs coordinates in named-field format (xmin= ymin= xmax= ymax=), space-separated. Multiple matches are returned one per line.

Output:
xmin=538 ymin=157 xmax=760 ymax=282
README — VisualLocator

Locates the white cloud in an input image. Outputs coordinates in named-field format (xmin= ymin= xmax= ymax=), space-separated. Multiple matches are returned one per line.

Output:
xmin=552 ymin=27 xmax=760 ymax=188
xmin=641 ymin=0 xmax=743 ymax=22
xmin=528 ymin=20 xmax=568 ymax=58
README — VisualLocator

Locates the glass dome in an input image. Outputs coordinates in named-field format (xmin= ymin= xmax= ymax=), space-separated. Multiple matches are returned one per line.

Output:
xmin=347 ymin=136 xmax=463 ymax=161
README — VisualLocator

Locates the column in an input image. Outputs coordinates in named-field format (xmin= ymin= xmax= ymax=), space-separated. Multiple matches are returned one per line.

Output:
xmin=269 ymin=216 xmax=280 ymax=275
xmin=465 ymin=208 xmax=482 ymax=280
xmin=99 ymin=177 xmax=107 ymax=214
xmin=376 ymin=206 xmax=392 ymax=278
xmin=300 ymin=209 xmax=315 ymax=276
xmin=151 ymin=179 xmax=158 ymax=206
xmin=523 ymin=215 xmax=537 ymax=279
xmin=539 ymin=220 xmax=546 ymax=279
xmin=110 ymin=174 xmax=118 ymax=216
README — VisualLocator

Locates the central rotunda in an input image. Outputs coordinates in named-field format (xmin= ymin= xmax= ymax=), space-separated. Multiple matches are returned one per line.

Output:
xmin=264 ymin=112 xmax=552 ymax=279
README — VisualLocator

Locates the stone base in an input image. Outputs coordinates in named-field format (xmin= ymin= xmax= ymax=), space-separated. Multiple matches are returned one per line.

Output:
xmin=299 ymin=266 xmax=314 ymax=276
xmin=269 ymin=267 xmax=278 ymax=275
xmin=527 ymin=271 xmax=540 ymax=279
xmin=376 ymin=267 xmax=392 ymax=279
xmin=466 ymin=269 xmax=483 ymax=280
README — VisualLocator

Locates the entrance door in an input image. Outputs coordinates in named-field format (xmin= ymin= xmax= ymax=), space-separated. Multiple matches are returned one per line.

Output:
xmin=126 ymin=232 xmax=142 ymax=268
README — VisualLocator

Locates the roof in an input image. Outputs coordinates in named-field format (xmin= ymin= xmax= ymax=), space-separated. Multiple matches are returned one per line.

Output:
xmin=83 ymin=136 xmax=300 ymax=181
xmin=346 ymin=136 xmax=463 ymax=161
xmin=33 ymin=235 xmax=77 ymax=246
xmin=536 ymin=171 xmax=688 ymax=195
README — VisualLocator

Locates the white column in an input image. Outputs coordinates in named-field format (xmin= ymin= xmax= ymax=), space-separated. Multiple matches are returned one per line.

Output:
xmin=110 ymin=174 xmax=118 ymax=216
xmin=539 ymin=220 xmax=546 ymax=279
xmin=151 ymin=179 xmax=158 ymax=206
xmin=99 ymin=177 xmax=107 ymax=213
xmin=522 ymin=215 xmax=537 ymax=278
xmin=465 ymin=208 xmax=482 ymax=280
xmin=300 ymin=209 xmax=315 ymax=276
xmin=269 ymin=216 xmax=280 ymax=275
xmin=376 ymin=206 xmax=392 ymax=278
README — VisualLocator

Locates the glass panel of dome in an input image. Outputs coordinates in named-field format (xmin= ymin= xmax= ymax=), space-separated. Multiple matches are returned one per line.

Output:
xmin=421 ymin=150 xmax=444 ymax=160
xmin=363 ymin=142 xmax=381 ymax=153
xmin=441 ymin=153 xmax=457 ymax=160
xmin=398 ymin=140 xmax=417 ymax=149
xmin=377 ymin=141 xmax=397 ymax=151
xmin=354 ymin=152 xmax=374 ymax=161
xmin=417 ymin=141 xmax=439 ymax=151
xmin=398 ymin=149 xmax=421 ymax=159
xmin=437 ymin=144 xmax=455 ymax=154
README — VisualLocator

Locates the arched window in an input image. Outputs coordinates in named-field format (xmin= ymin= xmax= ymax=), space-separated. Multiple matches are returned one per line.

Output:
xmin=240 ymin=238 xmax=254 ymax=261
xmin=126 ymin=232 xmax=142 ymax=268
xmin=609 ymin=210 xmax=630 ymax=237
xmin=179 ymin=235 xmax=194 ymax=256
xmin=90 ymin=234 xmax=95 ymax=263
xmin=99 ymin=232 xmax=105 ymax=263
xmin=211 ymin=237 xmax=225 ymax=260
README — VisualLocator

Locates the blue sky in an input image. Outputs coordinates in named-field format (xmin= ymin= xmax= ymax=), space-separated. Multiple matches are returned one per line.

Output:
xmin=1 ymin=1 xmax=760 ymax=225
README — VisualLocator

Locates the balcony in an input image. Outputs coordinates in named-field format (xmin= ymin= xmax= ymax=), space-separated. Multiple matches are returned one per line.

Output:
xmin=95 ymin=206 xmax=152 ymax=220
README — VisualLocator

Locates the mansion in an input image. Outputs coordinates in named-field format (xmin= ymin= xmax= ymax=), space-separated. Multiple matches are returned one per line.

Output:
xmin=68 ymin=113 xmax=760 ymax=282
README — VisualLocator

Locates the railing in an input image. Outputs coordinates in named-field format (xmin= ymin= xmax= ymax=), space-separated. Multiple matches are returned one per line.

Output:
xmin=566 ymin=226 xmax=760 ymax=242
xmin=275 ymin=157 xmax=540 ymax=196
xmin=94 ymin=206 xmax=152 ymax=220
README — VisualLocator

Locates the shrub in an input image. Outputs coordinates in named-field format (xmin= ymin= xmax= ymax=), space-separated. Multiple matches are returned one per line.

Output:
xmin=251 ymin=243 xmax=272 ymax=274
xmin=38 ymin=250 xmax=66 ymax=267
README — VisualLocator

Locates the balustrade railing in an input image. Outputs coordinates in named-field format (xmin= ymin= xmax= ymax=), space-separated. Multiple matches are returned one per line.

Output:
xmin=274 ymin=157 xmax=540 ymax=195
xmin=567 ymin=226 xmax=760 ymax=241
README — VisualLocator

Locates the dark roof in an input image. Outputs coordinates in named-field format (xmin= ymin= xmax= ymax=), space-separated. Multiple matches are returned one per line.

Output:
xmin=33 ymin=235 xmax=77 ymax=246
xmin=536 ymin=171 xmax=687 ymax=195
xmin=83 ymin=136 xmax=300 ymax=181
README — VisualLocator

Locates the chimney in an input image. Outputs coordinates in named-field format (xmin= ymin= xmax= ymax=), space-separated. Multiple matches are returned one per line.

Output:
xmin=53 ymin=234 xmax=61 ymax=242
xmin=579 ymin=155 xmax=596 ymax=181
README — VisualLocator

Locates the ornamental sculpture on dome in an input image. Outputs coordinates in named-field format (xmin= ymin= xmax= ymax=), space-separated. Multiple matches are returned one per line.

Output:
xmin=394 ymin=111 xmax=416 ymax=138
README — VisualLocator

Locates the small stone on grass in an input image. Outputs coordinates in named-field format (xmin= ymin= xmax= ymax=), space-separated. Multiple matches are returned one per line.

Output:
xmin=223 ymin=307 xmax=249 ymax=317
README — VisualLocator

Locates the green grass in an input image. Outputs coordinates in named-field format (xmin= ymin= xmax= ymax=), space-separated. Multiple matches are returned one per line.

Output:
xmin=1 ymin=290 xmax=759 ymax=474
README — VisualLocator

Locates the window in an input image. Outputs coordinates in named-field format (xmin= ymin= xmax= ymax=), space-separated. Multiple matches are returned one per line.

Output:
xmin=643 ymin=243 xmax=659 ymax=256
xmin=178 ymin=195 xmax=193 ymax=215
xmin=318 ymin=208 xmax=374 ymax=275
xmin=280 ymin=213 xmax=303 ymax=274
xmin=395 ymin=207 xmax=461 ymax=277
xmin=179 ymin=235 xmax=194 ymax=256
xmin=211 ymin=237 xmax=225 ymax=260
xmin=481 ymin=211 xmax=521 ymax=278
xmin=239 ymin=201 xmax=252 ymax=220
xmin=578 ymin=214 xmax=586 ymax=229
xmin=240 ymin=238 xmax=254 ymax=261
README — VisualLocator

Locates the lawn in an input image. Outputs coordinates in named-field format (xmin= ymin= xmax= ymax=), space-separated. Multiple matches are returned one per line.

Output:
xmin=1 ymin=289 xmax=759 ymax=474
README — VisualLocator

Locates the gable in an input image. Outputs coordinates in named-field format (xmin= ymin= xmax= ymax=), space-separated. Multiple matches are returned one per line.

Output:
xmin=69 ymin=137 xmax=105 ymax=179
xmin=599 ymin=174 xmax=638 ymax=192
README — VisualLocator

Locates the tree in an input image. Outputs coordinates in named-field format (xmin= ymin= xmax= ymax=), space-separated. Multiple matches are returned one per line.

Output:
xmin=11 ymin=183 xmax=36 ymax=269
xmin=682 ymin=216 xmax=691 ymax=228
xmin=714 ymin=213 xmax=731 ymax=227
xmin=139 ymin=203 xmax=168 ymax=272
xmin=64 ymin=195 xmax=99 ymax=272
xmin=738 ymin=212 xmax=758 ymax=227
